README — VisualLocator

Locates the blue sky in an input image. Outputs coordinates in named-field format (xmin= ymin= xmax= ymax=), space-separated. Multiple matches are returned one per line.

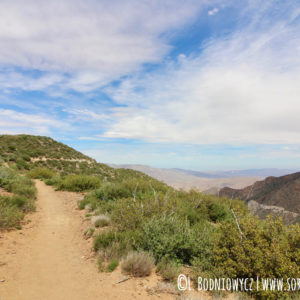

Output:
xmin=0 ymin=0 xmax=300 ymax=171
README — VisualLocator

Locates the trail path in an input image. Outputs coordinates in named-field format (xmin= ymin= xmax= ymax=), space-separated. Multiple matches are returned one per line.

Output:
xmin=0 ymin=181 xmax=173 ymax=300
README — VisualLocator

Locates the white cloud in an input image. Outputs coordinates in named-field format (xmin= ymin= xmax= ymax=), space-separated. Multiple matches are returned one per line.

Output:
xmin=101 ymin=3 xmax=300 ymax=144
xmin=208 ymin=8 xmax=219 ymax=16
xmin=0 ymin=70 xmax=64 ymax=91
xmin=0 ymin=0 xmax=207 ymax=91
xmin=0 ymin=109 xmax=68 ymax=135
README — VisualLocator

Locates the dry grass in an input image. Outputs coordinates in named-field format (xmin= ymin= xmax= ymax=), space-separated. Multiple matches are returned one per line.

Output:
xmin=91 ymin=214 xmax=111 ymax=227
xmin=97 ymin=242 xmax=124 ymax=261
xmin=156 ymin=258 xmax=181 ymax=282
xmin=121 ymin=251 xmax=154 ymax=277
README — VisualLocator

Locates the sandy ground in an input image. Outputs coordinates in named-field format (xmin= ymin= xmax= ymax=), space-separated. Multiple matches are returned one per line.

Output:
xmin=0 ymin=181 xmax=177 ymax=300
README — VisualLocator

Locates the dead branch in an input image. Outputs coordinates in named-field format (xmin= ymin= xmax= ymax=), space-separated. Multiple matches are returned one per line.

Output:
xmin=132 ymin=183 xmax=139 ymax=203
xmin=150 ymin=183 xmax=158 ymax=204
xmin=115 ymin=276 xmax=130 ymax=284
xmin=231 ymin=208 xmax=247 ymax=242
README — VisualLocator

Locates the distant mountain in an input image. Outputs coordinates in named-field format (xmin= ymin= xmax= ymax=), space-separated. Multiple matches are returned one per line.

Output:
xmin=219 ymin=172 xmax=300 ymax=224
xmin=109 ymin=164 xmax=266 ymax=191
xmin=173 ymin=168 xmax=296 ymax=178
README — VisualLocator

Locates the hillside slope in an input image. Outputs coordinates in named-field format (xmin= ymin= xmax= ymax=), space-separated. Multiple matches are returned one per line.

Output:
xmin=0 ymin=134 xmax=154 ymax=182
xmin=1 ymin=134 xmax=300 ymax=299
xmin=219 ymin=172 xmax=300 ymax=223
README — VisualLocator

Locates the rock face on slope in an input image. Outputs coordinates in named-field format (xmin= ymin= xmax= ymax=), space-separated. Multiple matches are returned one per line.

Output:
xmin=219 ymin=172 xmax=300 ymax=224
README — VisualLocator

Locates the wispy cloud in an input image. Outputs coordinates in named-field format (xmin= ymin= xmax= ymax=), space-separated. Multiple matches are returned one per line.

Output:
xmin=208 ymin=8 xmax=219 ymax=16
xmin=100 ymin=1 xmax=300 ymax=144
xmin=0 ymin=0 xmax=207 ymax=92
xmin=0 ymin=109 xmax=69 ymax=135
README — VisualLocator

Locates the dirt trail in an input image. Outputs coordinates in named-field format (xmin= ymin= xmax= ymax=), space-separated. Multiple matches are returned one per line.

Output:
xmin=0 ymin=181 xmax=174 ymax=300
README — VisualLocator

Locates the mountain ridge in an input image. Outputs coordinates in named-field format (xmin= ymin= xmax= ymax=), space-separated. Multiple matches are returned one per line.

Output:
xmin=219 ymin=172 xmax=300 ymax=224
xmin=109 ymin=163 xmax=295 ymax=191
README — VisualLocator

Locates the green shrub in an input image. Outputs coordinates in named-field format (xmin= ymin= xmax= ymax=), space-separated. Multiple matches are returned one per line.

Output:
xmin=0 ymin=196 xmax=24 ymax=228
xmin=78 ymin=197 xmax=89 ymax=210
xmin=44 ymin=176 xmax=61 ymax=186
xmin=0 ymin=166 xmax=36 ymax=229
xmin=156 ymin=258 xmax=181 ymax=282
xmin=84 ymin=227 xmax=95 ymax=239
xmin=98 ymin=242 xmax=127 ymax=261
xmin=140 ymin=215 xmax=214 ymax=264
xmin=206 ymin=201 xmax=230 ymax=222
xmin=16 ymin=159 xmax=29 ymax=170
xmin=94 ymin=230 xmax=125 ymax=251
xmin=93 ymin=229 xmax=136 ymax=260
xmin=121 ymin=251 xmax=154 ymax=277
xmin=11 ymin=182 xmax=36 ymax=199
xmin=57 ymin=175 xmax=101 ymax=192
xmin=212 ymin=216 xmax=300 ymax=299
xmin=22 ymin=154 xmax=31 ymax=162
xmin=106 ymin=258 xmax=119 ymax=272
xmin=8 ymin=155 xmax=16 ymax=162
xmin=8 ymin=145 xmax=16 ymax=152
xmin=28 ymin=168 xmax=56 ymax=179
xmin=94 ymin=182 xmax=132 ymax=201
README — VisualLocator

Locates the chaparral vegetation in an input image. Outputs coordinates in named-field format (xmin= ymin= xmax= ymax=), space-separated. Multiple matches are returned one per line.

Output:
xmin=1 ymin=134 xmax=299 ymax=299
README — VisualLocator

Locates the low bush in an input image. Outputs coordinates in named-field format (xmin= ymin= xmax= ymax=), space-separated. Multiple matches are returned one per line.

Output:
xmin=97 ymin=242 xmax=127 ymax=261
xmin=121 ymin=251 xmax=154 ymax=277
xmin=106 ymin=258 xmax=119 ymax=272
xmin=56 ymin=175 xmax=101 ymax=192
xmin=0 ymin=166 xmax=36 ymax=229
xmin=94 ymin=230 xmax=129 ymax=252
xmin=93 ymin=182 xmax=132 ymax=201
xmin=10 ymin=182 xmax=36 ymax=199
xmin=22 ymin=154 xmax=31 ymax=162
xmin=16 ymin=159 xmax=29 ymax=170
xmin=44 ymin=176 xmax=61 ymax=186
xmin=140 ymin=215 xmax=215 ymax=265
xmin=83 ymin=227 xmax=95 ymax=239
xmin=0 ymin=196 xmax=24 ymax=228
xmin=92 ymin=214 xmax=111 ymax=227
xmin=28 ymin=168 xmax=56 ymax=179
xmin=93 ymin=229 xmax=138 ymax=261
xmin=156 ymin=258 xmax=181 ymax=282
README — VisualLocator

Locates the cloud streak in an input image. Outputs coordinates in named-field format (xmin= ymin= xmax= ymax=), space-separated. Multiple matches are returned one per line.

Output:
xmin=100 ymin=1 xmax=300 ymax=144
xmin=0 ymin=0 xmax=206 ymax=92
xmin=0 ymin=109 xmax=69 ymax=135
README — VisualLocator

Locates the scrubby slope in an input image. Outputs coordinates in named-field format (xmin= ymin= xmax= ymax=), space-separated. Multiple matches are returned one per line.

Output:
xmin=0 ymin=134 xmax=92 ymax=161
xmin=1 ymin=134 xmax=299 ymax=299
xmin=219 ymin=172 xmax=300 ymax=224
xmin=0 ymin=134 xmax=158 ymax=228
xmin=0 ymin=134 xmax=155 ymax=182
